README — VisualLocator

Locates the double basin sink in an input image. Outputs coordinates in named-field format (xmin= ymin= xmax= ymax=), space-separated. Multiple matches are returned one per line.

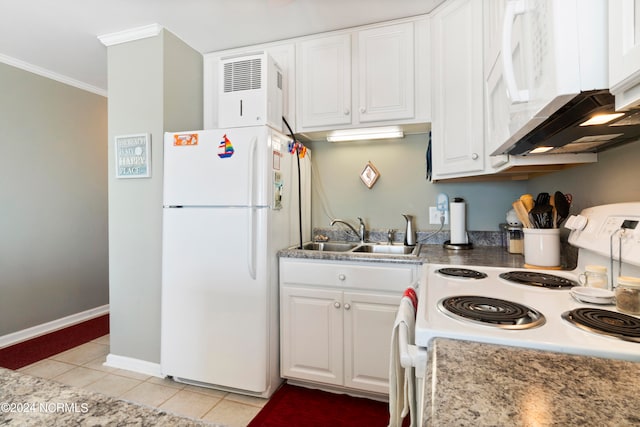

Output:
xmin=300 ymin=241 xmax=419 ymax=256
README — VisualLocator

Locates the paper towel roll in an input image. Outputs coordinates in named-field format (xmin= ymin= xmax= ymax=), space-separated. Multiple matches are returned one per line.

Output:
xmin=450 ymin=199 xmax=468 ymax=244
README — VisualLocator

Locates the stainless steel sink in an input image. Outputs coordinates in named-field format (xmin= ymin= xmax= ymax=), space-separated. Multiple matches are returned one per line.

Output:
xmin=351 ymin=244 xmax=417 ymax=255
xmin=301 ymin=242 xmax=359 ymax=252
xmin=297 ymin=241 xmax=419 ymax=256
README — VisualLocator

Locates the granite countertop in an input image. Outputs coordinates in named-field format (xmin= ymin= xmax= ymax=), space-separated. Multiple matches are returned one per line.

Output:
xmin=0 ymin=367 xmax=221 ymax=426
xmin=279 ymin=228 xmax=577 ymax=269
xmin=279 ymin=243 xmax=529 ymax=267
xmin=423 ymin=339 xmax=640 ymax=426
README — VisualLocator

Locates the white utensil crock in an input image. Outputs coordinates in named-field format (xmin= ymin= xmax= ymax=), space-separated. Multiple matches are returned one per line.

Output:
xmin=523 ymin=228 xmax=560 ymax=268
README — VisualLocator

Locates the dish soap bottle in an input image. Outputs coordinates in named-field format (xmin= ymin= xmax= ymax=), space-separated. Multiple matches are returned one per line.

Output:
xmin=402 ymin=214 xmax=416 ymax=247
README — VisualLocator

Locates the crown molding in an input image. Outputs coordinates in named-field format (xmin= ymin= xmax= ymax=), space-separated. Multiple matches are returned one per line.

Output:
xmin=0 ymin=53 xmax=107 ymax=97
xmin=98 ymin=23 xmax=163 ymax=47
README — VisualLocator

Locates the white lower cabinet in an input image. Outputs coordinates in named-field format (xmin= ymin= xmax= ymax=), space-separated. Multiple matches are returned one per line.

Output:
xmin=279 ymin=258 xmax=419 ymax=395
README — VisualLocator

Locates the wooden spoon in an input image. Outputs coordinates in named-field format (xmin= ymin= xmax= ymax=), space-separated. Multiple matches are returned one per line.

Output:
xmin=512 ymin=200 xmax=532 ymax=228
xmin=519 ymin=194 xmax=535 ymax=212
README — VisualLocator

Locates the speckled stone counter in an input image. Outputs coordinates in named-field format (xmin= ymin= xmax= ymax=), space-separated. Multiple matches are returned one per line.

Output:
xmin=0 ymin=368 xmax=221 ymax=426
xmin=280 ymin=228 xmax=577 ymax=269
xmin=279 ymin=243 xmax=531 ymax=267
xmin=423 ymin=339 xmax=640 ymax=426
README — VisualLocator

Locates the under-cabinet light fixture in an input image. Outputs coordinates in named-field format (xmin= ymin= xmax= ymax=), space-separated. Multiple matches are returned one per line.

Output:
xmin=579 ymin=113 xmax=625 ymax=126
xmin=326 ymin=126 xmax=404 ymax=142
xmin=529 ymin=146 xmax=554 ymax=154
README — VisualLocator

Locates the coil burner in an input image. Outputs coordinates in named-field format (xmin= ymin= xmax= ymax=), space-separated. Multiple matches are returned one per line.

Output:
xmin=438 ymin=295 xmax=545 ymax=330
xmin=499 ymin=271 xmax=578 ymax=289
xmin=562 ymin=308 xmax=640 ymax=343
xmin=436 ymin=268 xmax=488 ymax=279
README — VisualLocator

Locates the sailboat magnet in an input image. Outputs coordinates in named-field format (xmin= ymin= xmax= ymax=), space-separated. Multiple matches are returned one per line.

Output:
xmin=218 ymin=134 xmax=235 ymax=158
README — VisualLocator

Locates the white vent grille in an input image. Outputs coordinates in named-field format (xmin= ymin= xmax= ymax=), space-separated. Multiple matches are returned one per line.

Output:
xmin=223 ymin=58 xmax=262 ymax=93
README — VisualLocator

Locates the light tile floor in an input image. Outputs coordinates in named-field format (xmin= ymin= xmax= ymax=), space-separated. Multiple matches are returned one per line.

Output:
xmin=18 ymin=335 xmax=266 ymax=427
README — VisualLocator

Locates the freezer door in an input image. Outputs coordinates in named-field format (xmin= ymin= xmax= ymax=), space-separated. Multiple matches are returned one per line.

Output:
xmin=161 ymin=207 xmax=271 ymax=392
xmin=164 ymin=127 xmax=282 ymax=207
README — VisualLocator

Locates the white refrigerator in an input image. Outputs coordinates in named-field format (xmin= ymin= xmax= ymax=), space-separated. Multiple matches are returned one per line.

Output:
xmin=160 ymin=126 xmax=310 ymax=397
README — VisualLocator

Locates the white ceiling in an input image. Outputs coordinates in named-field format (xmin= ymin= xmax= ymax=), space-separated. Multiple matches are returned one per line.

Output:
xmin=0 ymin=0 xmax=444 ymax=95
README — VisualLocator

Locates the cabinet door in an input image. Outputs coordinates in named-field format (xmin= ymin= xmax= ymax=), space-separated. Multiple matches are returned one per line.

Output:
xmin=343 ymin=291 xmax=399 ymax=394
xmin=280 ymin=286 xmax=344 ymax=386
xmin=609 ymin=0 xmax=640 ymax=110
xmin=357 ymin=22 xmax=415 ymax=123
xmin=297 ymin=34 xmax=352 ymax=129
xmin=431 ymin=0 xmax=485 ymax=178
xmin=483 ymin=0 xmax=511 ymax=155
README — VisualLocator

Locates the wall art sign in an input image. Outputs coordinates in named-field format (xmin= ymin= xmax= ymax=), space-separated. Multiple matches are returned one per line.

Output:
xmin=115 ymin=133 xmax=151 ymax=178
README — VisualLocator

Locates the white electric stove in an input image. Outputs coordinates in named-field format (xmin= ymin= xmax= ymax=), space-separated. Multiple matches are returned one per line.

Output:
xmin=415 ymin=202 xmax=640 ymax=362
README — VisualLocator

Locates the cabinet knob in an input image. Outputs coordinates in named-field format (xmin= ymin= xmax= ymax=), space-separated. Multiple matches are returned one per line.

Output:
xmin=334 ymin=301 xmax=341 ymax=309
xmin=344 ymin=108 xmax=350 ymax=116
xmin=359 ymin=107 xmax=366 ymax=113
xmin=471 ymin=153 xmax=479 ymax=160
xmin=338 ymin=274 xmax=346 ymax=281
xmin=344 ymin=303 xmax=351 ymax=310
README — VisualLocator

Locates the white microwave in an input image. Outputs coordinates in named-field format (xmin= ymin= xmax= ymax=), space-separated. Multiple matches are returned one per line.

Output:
xmin=486 ymin=0 xmax=638 ymax=156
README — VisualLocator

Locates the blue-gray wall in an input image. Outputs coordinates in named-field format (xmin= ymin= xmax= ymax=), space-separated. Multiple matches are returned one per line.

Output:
xmin=107 ymin=30 xmax=203 ymax=363
xmin=0 ymin=62 xmax=108 ymax=336
xmin=308 ymin=136 xmax=639 ymax=234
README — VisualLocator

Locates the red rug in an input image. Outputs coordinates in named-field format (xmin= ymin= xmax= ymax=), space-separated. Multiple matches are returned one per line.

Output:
xmin=0 ymin=314 xmax=109 ymax=370
xmin=248 ymin=383 xmax=397 ymax=427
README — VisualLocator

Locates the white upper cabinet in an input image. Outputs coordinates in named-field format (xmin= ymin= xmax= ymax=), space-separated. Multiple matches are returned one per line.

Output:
xmin=431 ymin=0 xmax=485 ymax=179
xmin=296 ymin=18 xmax=429 ymax=134
xmin=609 ymin=0 xmax=640 ymax=111
xmin=483 ymin=0 xmax=510 ymax=157
xmin=356 ymin=23 xmax=414 ymax=123
xmin=296 ymin=34 xmax=352 ymax=128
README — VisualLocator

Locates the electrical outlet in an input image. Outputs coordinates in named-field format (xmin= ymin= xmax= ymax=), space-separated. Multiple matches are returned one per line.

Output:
xmin=429 ymin=206 xmax=449 ymax=225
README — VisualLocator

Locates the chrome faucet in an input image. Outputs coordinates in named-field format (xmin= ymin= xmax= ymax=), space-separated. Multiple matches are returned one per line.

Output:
xmin=331 ymin=217 xmax=366 ymax=243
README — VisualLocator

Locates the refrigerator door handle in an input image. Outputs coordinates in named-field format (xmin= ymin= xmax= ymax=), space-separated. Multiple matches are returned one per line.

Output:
xmin=247 ymin=137 xmax=258 ymax=280
xmin=247 ymin=136 xmax=257 ymax=206
xmin=248 ymin=207 xmax=257 ymax=280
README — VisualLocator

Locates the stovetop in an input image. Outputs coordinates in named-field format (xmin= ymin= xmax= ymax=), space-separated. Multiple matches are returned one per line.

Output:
xmin=415 ymin=264 xmax=640 ymax=362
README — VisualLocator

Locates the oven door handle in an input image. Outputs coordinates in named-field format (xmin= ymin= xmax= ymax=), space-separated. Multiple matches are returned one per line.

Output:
xmin=399 ymin=322 xmax=427 ymax=378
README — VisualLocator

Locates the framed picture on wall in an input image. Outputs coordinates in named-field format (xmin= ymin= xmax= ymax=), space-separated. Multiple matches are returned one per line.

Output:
xmin=360 ymin=161 xmax=380 ymax=189
xmin=115 ymin=133 xmax=151 ymax=178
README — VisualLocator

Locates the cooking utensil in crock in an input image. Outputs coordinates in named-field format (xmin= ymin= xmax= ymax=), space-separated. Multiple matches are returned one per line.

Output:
xmin=549 ymin=195 xmax=558 ymax=228
xmin=520 ymin=194 xmax=535 ymax=212
xmin=554 ymin=191 xmax=570 ymax=226
xmin=512 ymin=200 xmax=532 ymax=228
xmin=529 ymin=193 xmax=552 ymax=228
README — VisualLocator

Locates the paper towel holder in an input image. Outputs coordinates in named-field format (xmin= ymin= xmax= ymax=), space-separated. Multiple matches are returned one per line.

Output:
xmin=444 ymin=197 xmax=473 ymax=250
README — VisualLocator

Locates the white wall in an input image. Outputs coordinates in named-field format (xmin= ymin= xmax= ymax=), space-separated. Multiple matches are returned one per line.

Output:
xmin=0 ymin=62 xmax=108 ymax=335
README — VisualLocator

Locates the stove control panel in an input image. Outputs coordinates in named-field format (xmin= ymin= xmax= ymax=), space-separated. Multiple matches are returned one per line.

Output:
xmin=568 ymin=202 xmax=640 ymax=267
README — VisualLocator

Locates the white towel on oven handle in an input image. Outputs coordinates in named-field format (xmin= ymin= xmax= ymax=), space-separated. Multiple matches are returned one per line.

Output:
xmin=388 ymin=287 xmax=420 ymax=427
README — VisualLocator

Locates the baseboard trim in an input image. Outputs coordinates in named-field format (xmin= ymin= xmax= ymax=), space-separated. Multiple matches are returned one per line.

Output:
xmin=0 ymin=305 xmax=110 ymax=349
xmin=104 ymin=354 xmax=163 ymax=378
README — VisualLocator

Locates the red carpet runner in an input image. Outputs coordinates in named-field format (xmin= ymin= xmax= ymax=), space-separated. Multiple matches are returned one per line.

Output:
xmin=0 ymin=314 xmax=109 ymax=370
xmin=248 ymin=383 xmax=394 ymax=427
